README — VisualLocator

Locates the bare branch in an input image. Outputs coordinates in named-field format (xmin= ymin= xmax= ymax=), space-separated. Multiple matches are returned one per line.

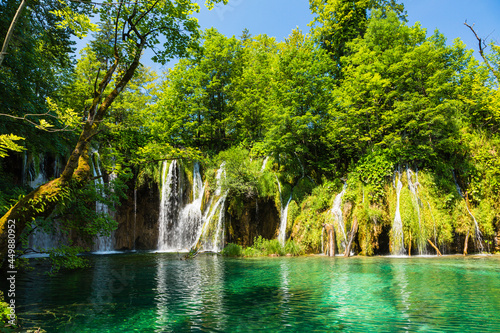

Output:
xmin=465 ymin=21 xmax=500 ymax=82
xmin=0 ymin=112 xmax=80 ymax=132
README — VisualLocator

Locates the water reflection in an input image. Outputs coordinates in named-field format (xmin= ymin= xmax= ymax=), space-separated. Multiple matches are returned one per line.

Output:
xmin=11 ymin=254 xmax=500 ymax=332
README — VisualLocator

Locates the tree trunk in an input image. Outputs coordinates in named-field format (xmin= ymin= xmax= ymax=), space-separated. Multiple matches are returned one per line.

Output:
xmin=427 ymin=239 xmax=442 ymax=256
xmin=463 ymin=230 xmax=470 ymax=256
xmin=0 ymin=148 xmax=91 ymax=258
xmin=0 ymin=40 xmax=145 ymax=260
xmin=0 ymin=0 xmax=27 ymax=66
xmin=408 ymin=232 xmax=412 ymax=257
xmin=322 ymin=223 xmax=335 ymax=257
xmin=344 ymin=217 xmax=358 ymax=257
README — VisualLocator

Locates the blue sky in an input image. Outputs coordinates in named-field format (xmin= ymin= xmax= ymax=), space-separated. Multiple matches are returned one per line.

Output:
xmin=132 ymin=1 xmax=500 ymax=72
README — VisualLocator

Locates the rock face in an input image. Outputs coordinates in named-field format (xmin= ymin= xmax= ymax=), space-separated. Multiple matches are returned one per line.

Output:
xmin=114 ymin=174 xmax=160 ymax=250
xmin=225 ymin=198 xmax=280 ymax=247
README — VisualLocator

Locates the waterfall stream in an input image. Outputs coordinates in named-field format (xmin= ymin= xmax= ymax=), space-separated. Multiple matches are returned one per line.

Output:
xmin=392 ymin=171 xmax=405 ymax=255
xmin=406 ymin=168 xmax=425 ymax=254
xmin=278 ymin=194 xmax=293 ymax=246
xmin=195 ymin=163 xmax=227 ymax=252
xmin=331 ymin=183 xmax=348 ymax=252
xmin=158 ymin=161 xmax=227 ymax=252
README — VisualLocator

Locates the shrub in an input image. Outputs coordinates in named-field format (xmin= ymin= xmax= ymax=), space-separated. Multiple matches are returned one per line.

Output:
xmin=221 ymin=243 xmax=243 ymax=257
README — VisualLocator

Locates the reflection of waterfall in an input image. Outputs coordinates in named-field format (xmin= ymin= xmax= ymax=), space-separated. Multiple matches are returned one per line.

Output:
xmin=195 ymin=163 xmax=227 ymax=252
xmin=92 ymin=153 xmax=116 ymax=252
xmin=453 ymin=172 xmax=484 ymax=252
xmin=407 ymin=168 xmax=425 ymax=254
xmin=331 ymin=183 xmax=347 ymax=252
xmin=392 ymin=172 xmax=405 ymax=255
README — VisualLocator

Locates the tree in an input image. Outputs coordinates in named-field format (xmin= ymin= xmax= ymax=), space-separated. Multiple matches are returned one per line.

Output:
xmin=262 ymin=29 xmax=334 ymax=177
xmin=0 ymin=0 xmax=227 ymax=260
xmin=328 ymin=10 xmax=465 ymax=170
xmin=149 ymin=28 xmax=243 ymax=155
xmin=309 ymin=0 xmax=405 ymax=79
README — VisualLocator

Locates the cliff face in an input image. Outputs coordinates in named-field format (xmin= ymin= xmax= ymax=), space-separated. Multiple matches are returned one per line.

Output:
xmin=226 ymin=198 xmax=280 ymax=247
xmin=114 ymin=174 xmax=160 ymax=250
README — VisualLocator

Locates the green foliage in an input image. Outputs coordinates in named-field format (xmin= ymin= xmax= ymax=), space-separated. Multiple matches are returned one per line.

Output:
xmin=0 ymin=134 xmax=24 ymax=158
xmin=221 ymin=243 xmax=242 ymax=257
xmin=216 ymin=147 xmax=259 ymax=198
xmin=291 ymin=182 xmax=336 ymax=252
xmin=284 ymin=240 xmax=304 ymax=256
xmin=0 ymin=291 xmax=16 ymax=327
xmin=351 ymin=150 xmax=393 ymax=201
xmin=47 ymin=245 xmax=89 ymax=276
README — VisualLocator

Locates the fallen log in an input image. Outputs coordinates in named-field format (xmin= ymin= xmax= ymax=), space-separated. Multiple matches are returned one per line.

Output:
xmin=427 ymin=239 xmax=442 ymax=256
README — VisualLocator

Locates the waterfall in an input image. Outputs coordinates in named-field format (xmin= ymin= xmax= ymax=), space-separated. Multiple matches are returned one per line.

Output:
xmin=278 ymin=194 xmax=293 ymax=246
xmin=157 ymin=160 xmax=182 ymax=251
xmin=407 ymin=168 xmax=425 ymax=254
xmin=92 ymin=153 xmax=116 ymax=252
xmin=392 ymin=171 xmax=405 ymax=255
xmin=331 ymin=183 xmax=348 ymax=252
xmin=195 ymin=163 xmax=227 ymax=252
xmin=261 ymin=156 xmax=270 ymax=172
xmin=27 ymin=153 xmax=65 ymax=253
xmin=175 ymin=162 xmax=205 ymax=250
xmin=158 ymin=161 xmax=221 ymax=252
xmin=453 ymin=171 xmax=484 ymax=252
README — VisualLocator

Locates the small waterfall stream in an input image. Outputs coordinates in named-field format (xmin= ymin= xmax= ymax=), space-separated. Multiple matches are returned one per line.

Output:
xmin=331 ymin=183 xmax=347 ymax=252
xmin=407 ymin=168 xmax=425 ymax=254
xmin=195 ymin=163 xmax=227 ymax=252
xmin=278 ymin=194 xmax=293 ymax=246
xmin=392 ymin=171 xmax=405 ymax=255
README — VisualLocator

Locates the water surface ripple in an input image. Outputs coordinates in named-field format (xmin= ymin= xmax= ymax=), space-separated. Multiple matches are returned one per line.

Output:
xmin=13 ymin=254 xmax=500 ymax=332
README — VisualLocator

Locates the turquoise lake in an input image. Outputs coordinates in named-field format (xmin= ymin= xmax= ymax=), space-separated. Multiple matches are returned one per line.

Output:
xmin=16 ymin=254 xmax=500 ymax=332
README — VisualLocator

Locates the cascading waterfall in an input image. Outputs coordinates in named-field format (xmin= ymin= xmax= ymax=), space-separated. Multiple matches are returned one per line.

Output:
xmin=175 ymin=162 xmax=205 ymax=250
xmin=407 ymin=168 xmax=426 ymax=254
xmin=392 ymin=171 xmax=405 ymax=255
xmin=453 ymin=171 xmax=484 ymax=252
xmin=274 ymin=175 xmax=291 ymax=246
xmin=157 ymin=160 xmax=183 ymax=251
xmin=92 ymin=153 xmax=116 ymax=252
xmin=331 ymin=183 xmax=348 ymax=252
xmin=193 ymin=163 xmax=228 ymax=252
xmin=278 ymin=194 xmax=293 ymax=246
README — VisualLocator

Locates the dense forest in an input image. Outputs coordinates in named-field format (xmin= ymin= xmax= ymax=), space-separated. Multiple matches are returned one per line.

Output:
xmin=1 ymin=0 xmax=499 ymax=273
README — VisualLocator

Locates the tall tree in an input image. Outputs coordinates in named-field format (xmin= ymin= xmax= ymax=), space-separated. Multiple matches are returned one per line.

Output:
xmin=0 ymin=0 xmax=227 ymax=260
xmin=309 ymin=0 xmax=404 ymax=79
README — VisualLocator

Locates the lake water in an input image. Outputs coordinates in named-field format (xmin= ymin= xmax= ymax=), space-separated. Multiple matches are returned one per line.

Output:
xmin=15 ymin=254 xmax=500 ymax=332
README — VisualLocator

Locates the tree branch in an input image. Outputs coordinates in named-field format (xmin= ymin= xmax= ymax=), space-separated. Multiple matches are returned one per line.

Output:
xmin=0 ymin=0 xmax=27 ymax=66
xmin=465 ymin=21 xmax=500 ymax=82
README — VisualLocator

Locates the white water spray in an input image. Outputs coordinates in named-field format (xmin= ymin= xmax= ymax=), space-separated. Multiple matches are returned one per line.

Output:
xmin=392 ymin=171 xmax=405 ymax=255
xmin=331 ymin=183 xmax=348 ymax=251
